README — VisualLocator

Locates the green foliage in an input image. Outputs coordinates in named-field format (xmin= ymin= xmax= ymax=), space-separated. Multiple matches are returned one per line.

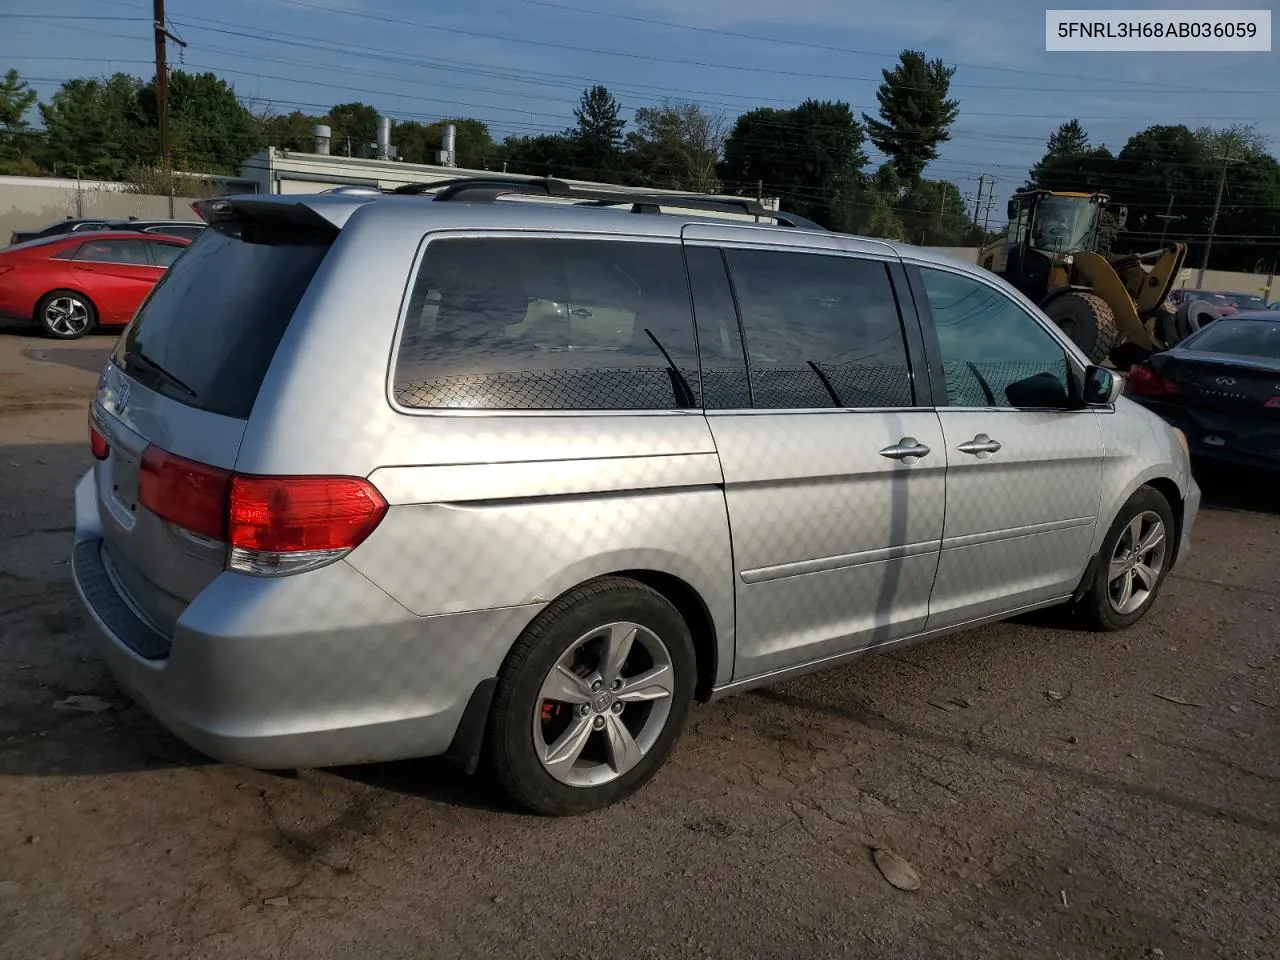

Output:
xmin=395 ymin=118 xmax=499 ymax=169
xmin=138 ymin=71 xmax=259 ymax=174
xmin=720 ymin=99 xmax=868 ymax=228
xmin=571 ymin=85 xmax=627 ymax=180
xmin=258 ymin=109 xmax=318 ymax=152
xmin=502 ymin=132 xmax=578 ymax=178
xmin=863 ymin=50 xmax=959 ymax=184
xmin=0 ymin=68 xmax=39 ymax=173
xmin=626 ymin=100 xmax=725 ymax=193
xmin=38 ymin=73 xmax=152 ymax=179
xmin=324 ymin=102 xmax=379 ymax=156
xmin=1025 ymin=120 xmax=1280 ymax=271
xmin=1027 ymin=119 xmax=1115 ymax=193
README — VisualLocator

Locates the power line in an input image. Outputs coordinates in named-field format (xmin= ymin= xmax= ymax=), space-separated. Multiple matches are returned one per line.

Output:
xmin=510 ymin=0 xmax=1276 ymax=97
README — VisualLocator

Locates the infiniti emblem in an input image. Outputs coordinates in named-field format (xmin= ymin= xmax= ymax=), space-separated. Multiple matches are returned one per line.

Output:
xmin=1216 ymin=377 xmax=1236 ymax=386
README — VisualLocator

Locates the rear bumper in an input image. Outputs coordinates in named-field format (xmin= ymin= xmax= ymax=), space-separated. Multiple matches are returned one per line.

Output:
xmin=1131 ymin=398 xmax=1280 ymax=473
xmin=70 ymin=469 xmax=539 ymax=770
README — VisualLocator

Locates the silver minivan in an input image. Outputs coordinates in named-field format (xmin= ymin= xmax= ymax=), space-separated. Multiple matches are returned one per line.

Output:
xmin=72 ymin=179 xmax=1200 ymax=814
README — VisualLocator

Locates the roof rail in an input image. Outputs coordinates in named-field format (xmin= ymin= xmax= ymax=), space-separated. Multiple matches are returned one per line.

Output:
xmin=388 ymin=176 xmax=826 ymax=230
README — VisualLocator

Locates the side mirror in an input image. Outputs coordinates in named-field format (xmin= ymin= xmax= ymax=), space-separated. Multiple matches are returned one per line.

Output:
xmin=1083 ymin=365 xmax=1123 ymax=405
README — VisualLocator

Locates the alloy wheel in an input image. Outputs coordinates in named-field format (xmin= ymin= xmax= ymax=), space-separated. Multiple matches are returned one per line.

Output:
xmin=1107 ymin=510 xmax=1167 ymax=616
xmin=532 ymin=621 xmax=675 ymax=788
xmin=44 ymin=296 xmax=91 ymax=337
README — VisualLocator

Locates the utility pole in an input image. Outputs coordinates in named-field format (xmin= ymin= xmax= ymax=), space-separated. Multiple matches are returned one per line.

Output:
xmin=152 ymin=0 xmax=186 ymax=173
xmin=980 ymin=179 xmax=997 ymax=238
xmin=972 ymin=175 xmax=986 ymax=229
xmin=1155 ymin=194 xmax=1183 ymax=246
xmin=1197 ymin=152 xmax=1243 ymax=287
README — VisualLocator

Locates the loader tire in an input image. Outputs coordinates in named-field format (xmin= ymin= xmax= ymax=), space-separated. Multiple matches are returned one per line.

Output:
xmin=1045 ymin=292 xmax=1119 ymax=364
xmin=1174 ymin=299 xmax=1219 ymax=342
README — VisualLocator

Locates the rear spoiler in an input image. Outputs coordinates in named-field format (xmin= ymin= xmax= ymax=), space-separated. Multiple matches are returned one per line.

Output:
xmin=192 ymin=196 xmax=350 ymax=237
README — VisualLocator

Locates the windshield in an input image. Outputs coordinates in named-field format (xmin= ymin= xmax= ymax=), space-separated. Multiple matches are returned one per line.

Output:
xmin=1186 ymin=320 xmax=1280 ymax=361
xmin=1228 ymin=294 xmax=1267 ymax=310
xmin=1030 ymin=196 xmax=1099 ymax=253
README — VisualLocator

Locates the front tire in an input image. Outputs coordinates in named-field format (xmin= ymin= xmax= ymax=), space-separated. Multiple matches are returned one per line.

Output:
xmin=36 ymin=290 xmax=97 ymax=340
xmin=484 ymin=577 xmax=696 ymax=815
xmin=1077 ymin=487 xmax=1176 ymax=632
xmin=1045 ymin=292 xmax=1118 ymax=364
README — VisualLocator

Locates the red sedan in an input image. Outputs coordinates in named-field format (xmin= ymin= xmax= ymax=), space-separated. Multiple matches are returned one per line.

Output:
xmin=0 ymin=231 xmax=192 ymax=339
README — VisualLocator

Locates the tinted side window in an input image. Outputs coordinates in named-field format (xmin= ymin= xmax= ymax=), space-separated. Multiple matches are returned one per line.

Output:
xmin=685 ymin=245 xmax=751 ymax=410
xmin=393 ymin=238 xmax=700 ymax=411
xmin=919 ymin=268 xmax=1071 ymax=409
xmin=147 ymin=241 xmax=185 ymax=267
xmin=73 ymin=239 xmax=151 ymax=265
xmin=724 ymin=249 xmax=913 ymax=409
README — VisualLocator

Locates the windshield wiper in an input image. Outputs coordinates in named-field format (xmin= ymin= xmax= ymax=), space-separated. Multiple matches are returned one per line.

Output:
xmin=643 ymin=328 xmax=697 ymax=408
xmin=128 ymin=351 xmax=197 ymax=399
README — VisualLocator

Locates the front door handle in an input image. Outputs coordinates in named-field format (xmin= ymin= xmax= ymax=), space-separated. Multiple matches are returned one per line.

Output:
xmin=878 ymin=437 xmax=932 ymax=464
xmin=957 ymin=434 xmax=1002 ymax=459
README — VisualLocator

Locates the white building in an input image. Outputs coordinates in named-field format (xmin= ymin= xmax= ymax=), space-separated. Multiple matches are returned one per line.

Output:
xmin=237 ymin=121 xmax=780 ymax=223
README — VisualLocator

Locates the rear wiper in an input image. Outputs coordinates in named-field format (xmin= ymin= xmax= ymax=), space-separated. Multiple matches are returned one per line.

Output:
xmin=128 ymin=351 xmax=197 ymax=399
xmin=643 ymin=328 xmax=697 ymax=408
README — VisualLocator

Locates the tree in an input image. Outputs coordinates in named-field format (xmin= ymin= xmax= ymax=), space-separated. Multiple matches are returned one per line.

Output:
xmin=325 ymin=102 xmax=379 ymax=157
xmin=38 ymin=73 xmax=153 ymax=179
xmin=571 ymin=85 xmax=625 ymax=180
xmin=720 ymin=100 xmax=868 ymax=229
xmin=258 ymin=108 xmax=321 ymax=152
xmin=863 ymin=50 xmax=959 ymax=184
xmin=626 ymin=100 xmax=726 ymax=193
xmin=395 ymin=117 xmax=499 ymax=169
xmin=0 ymin=68 xmax=39 ymax=171
xmin=1027 ymin=119 xmax=1115 ymax=193
xmin=503 ymin=132 xmax=577 ymax=177
xmin=138 ymin=71 xmax=259 ymax=174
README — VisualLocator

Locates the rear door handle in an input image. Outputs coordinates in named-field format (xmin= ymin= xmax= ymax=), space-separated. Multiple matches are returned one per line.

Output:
xmin=957 ymin=434 xmax=1002 ymax=459
xmin=878 ymin=437 xmax=931 ymax=464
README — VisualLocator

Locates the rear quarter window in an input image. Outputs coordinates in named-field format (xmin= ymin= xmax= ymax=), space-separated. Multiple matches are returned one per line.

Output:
xmin=114 ymin=224 xmax=332 ymax=419
xmin=392 ymin=236 xmax=700 ymax=411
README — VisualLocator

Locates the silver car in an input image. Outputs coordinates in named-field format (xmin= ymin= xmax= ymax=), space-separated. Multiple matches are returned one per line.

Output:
xmin=72 ymin=179 xmax=1200 ymax=815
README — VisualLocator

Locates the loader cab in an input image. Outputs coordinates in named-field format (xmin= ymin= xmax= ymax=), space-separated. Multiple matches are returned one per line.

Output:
xmin=1003 ymin=190 xmax=1108 ymax=302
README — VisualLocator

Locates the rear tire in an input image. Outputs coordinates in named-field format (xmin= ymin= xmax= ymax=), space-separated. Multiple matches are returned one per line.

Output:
xmin=484 ymin=577 xmax=696 ymax=815
xmin=1044 ymin=292 xmax=1118 ymax=364
xmin=35 ymin=290 xmax=97 ymax=340
xmin=1077 ymin=487 xmax=1176 ymax=632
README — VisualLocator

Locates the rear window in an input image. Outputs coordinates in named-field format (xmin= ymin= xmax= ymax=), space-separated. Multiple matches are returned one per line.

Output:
xmin=113 ymin=224 xmax=332 ymax=419
xmin=1185 ymin=319 xmax=1280 ymax=361
xmin=392 ymin=237 xmax=700 ymax=410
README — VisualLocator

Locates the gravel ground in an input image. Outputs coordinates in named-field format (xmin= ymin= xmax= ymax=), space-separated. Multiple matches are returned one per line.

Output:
xmin=1 ymin=329 xmax=1277 ymax=960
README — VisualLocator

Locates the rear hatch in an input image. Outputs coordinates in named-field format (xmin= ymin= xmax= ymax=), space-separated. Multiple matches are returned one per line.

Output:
xmin=90 ymin=201 xmax=338 ymax=637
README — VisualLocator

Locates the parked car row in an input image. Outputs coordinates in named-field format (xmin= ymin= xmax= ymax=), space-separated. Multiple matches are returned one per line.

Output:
xmin=0 ymin=230 xmax=192 ymax=338
xmin=1168 ymin=287 xmax=1272 ymax=317
xmin=8 ymin=216 xmax=205 ymax=247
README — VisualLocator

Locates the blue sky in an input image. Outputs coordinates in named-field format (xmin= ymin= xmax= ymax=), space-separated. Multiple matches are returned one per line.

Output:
xmin=3 ymin=0 xmax=1278 ymax=221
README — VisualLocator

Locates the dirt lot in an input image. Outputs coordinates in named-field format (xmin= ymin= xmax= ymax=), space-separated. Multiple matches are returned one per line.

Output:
xmin=0 ymin=328 xmax=1277 ymax=960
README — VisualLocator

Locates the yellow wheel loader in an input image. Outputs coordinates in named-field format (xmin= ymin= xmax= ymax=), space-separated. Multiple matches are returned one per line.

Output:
xmin=978 ymin=189 xmax=1218 ymax=366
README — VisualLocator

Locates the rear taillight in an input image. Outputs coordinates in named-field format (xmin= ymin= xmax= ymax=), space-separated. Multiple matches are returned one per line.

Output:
xmin=229 ymin=475 xmax=387 ymax=553
xmin=1266 ymin=396 xmax=1280 ymax=409
xmin=137 ymin=444 xmax=386 ymax=576
xmin=89 ymin=413 xmax=109 ymax=461
xmin=139 ymin=447 xmax=231 ymax=542
xmin=1127 ymin=364 xmax=1181 ymax=398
